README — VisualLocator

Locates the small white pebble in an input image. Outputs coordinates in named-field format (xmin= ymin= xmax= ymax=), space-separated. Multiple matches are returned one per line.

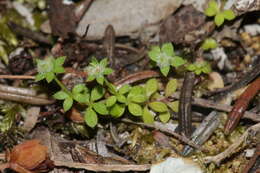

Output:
xmin=245 ymin=148 xmax=255 ymax=158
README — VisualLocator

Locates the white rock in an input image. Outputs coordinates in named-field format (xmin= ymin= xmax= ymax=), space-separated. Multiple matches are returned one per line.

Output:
xmin=76 ymin=0 xmax=182 ymax=40
xmin=150 ymin=157 xmax=203 ymax=173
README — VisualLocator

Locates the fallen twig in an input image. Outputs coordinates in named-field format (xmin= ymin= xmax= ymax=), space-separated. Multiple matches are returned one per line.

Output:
xmin=0 ymin=75 xmax=35 ymax=80
xmin=114 ymin=70 xmax=160 ymax=88
xmin=178 ymin=72 xmax=195 ymax=138
xmin=204 ymin=123 xmax=260 ymax=165
xmin=53 ymin=160 xmax=150 ymax=172
xmin=170 ymin=92 xmax=260 ymax=122
xmin=224 ymin=77 xmax=260 ymax=134
xmin=242 ymin=143 xmax=260 ymax=173
xmin=8 ymin=22 xmax=52 ymax=45
xmin=0 ymin=84 xmax=54 ymax=105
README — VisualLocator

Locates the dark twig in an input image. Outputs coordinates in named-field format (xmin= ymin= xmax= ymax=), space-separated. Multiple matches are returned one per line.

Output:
xmin=208 ymin=59 xmax=260 ymax=98
xmin=114 ymin=70 xmax=160 ymax=88
xmin=182 ymin=111 xmax=220 ymax=156
xmin=178 ymin=72 xmax=195 ymax=138
xmin=8 ymin=22 xmax=52 ymax=45
xmin=0 ymin=84 xmax=54 ymax=105
xmin=224 ymin=77 xmax=260 ymax=134
xmin=103 ymin=25 xmax=116 ymax=69
xmin=242 ymin=143 xmax=260 ymax=173
xmin=170 ymin=92 xmax=260 ymax=122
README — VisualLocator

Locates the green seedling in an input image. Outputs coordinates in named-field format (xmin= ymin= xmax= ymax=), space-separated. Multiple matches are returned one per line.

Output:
xmin=85 ymin=58 xmax=114 ymax=85
xmin=187 ymin=61 xmax=212 ymax=75
xmin=148 ymin=43 xmax=186 ymax=76
xmin=36 ymin=56 xmax=75 ymax=112
xmin=35 ymin=56 xmax=186 ymax=127
xmin=205 ymin=0 xmax=235 ymax=27
xmin=201 ymin=38 xmax=218 ymax=50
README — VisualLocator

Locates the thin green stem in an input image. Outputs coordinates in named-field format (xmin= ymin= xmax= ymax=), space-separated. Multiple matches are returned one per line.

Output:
xmin=54 ymin=76 xmax=73 ymax=97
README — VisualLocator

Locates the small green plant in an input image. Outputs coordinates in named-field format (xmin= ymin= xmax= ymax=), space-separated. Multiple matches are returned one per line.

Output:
xmin=148 ymin=43 xmax=186 ymax=76
xmin=36 ymin=57 xmax=115 ymax=127
xmin=201 ymin=38 xmax=218 ymax=50
xmin=148 ymin=43 xmax=212 ymax=76
xmin=85 ymin=58 xmax=114 ymax=85
xmin=187 ymin=61 xmax=212 ymax=75
xmin=35 ymin=54 xmax=208 ymax=128
xmin=205 ymin=0 xmax=235 ymax=27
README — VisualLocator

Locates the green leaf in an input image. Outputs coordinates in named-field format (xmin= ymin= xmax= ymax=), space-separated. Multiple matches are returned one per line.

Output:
xmin=128 ymin=103 xmax=143 ymax=116
xmin=103 ymin=68 xmax=114 ymax=75
xmin=145 ymin=78 xmax=158 ymax=98
xmin=53 ymin=56 xmax=66 ymax=74
xmin=35 ymin=73 xmax=45 ymax=81
xmin=53 ymin=66 xmax=65 ymax=74
xmin=149 ymin=102 xmax=168 ymax=112
xmin=131 ymin=95 xmax=146 ymax=103
xmin=63 ymin=97 xmax=73 ymax=112
xmin=55 ymin=56 xmax=66 ymax=66
xmin=91 ymin=86 xmax=105 ymax=101
xmin=214 ymin=12 xmax=225 ymax=26
xmin=205 ymin=6 xmax=218 ymax=16
xmin=86 ymin=75 xmax=95 ymax=82
xmin=100 ymin=58 xmax=108 ymax=66
xmin=167 ymin=101 xmax=179 ymax=112
xmin=106 ymin=81 xmax=117 ymax=94
xmin=45 ymin=72 xmax=55 ymax=83
xmin=117 ymin=95 xmax=127 ymax=103
xmin=195 ymin=68 xmax=202 ymax=75
xmin=161 ymin=43 xmax=174 ymax=57
xmin=36 ymin=57 xmax=54 ymax=74
xmin=223 ymin=9 xmax=235 ymax=20
xmin=96 ymin=76 xmax=104 ymax=85
xmin=165 ymin=79 xmax=178 ymax=97
xmin=84 ymin=108 xmax=98 ymax=128
xmin=160 ymin=65 xmax=170 ymax=77
xmin=148 ymin=46 xmax=160 ymax=62
xmin=171 ymin=56 xmax=186 ymax=67
xmin=110 ymin=103 xmax=125 ymax=118
xmin=127 ymin=86 xmax=145 ymax=101
xmin=202 ymin=63 xmax=212 ymax=74
xmin=72 ymin=84 xmax=88 ymax=94
xmin=93 ymin=102 xmax=109 ymax=115
xmin=53 ymin=90 xmax=69 ymax=100
xmin=159 ymin=112 xmax=171 ymax=123
xmin=106 ymin=96 xmax=117 ymax=107
xmin=143 ymin=106 xmax=154 ymax=124
xmin=187 ymin=64 xmax=196 ymax=71
xmin=73 ymin=93 xmax=89 ymax=103
xmin=118 ymin=84 xmax=131 ymax=95
xmin=205 ymin=0 xmax=219 ymax=16
xmin=201 ymin=38 xmax=218 ymax=50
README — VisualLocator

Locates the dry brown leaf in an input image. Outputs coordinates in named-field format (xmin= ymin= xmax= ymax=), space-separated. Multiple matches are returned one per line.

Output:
xmin=10 ymin=140 xmax=48 ymax=170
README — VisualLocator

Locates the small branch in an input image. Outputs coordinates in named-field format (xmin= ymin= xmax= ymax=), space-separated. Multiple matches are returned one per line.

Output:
xmin=53 ymin=160 xmax=150 ymax=172
xmin=8 ymin=22 xmax=52 ymax=45
xmin=170 ymin=92 xmax=260 ymax=122
xmin=204 ymin=123 xmax=260 ymax=165
xmin=224 ymin=77 xmax=260 ymax=134
xmin=114 ymin=70 xmax=160 ymax=88
xmin=0 ymin=75 xmax=35 ymax=80
xmin=242 ymin=143 xmax=260 ymax=173
xmin=0 ymin=92 xmax=55 ymax=105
